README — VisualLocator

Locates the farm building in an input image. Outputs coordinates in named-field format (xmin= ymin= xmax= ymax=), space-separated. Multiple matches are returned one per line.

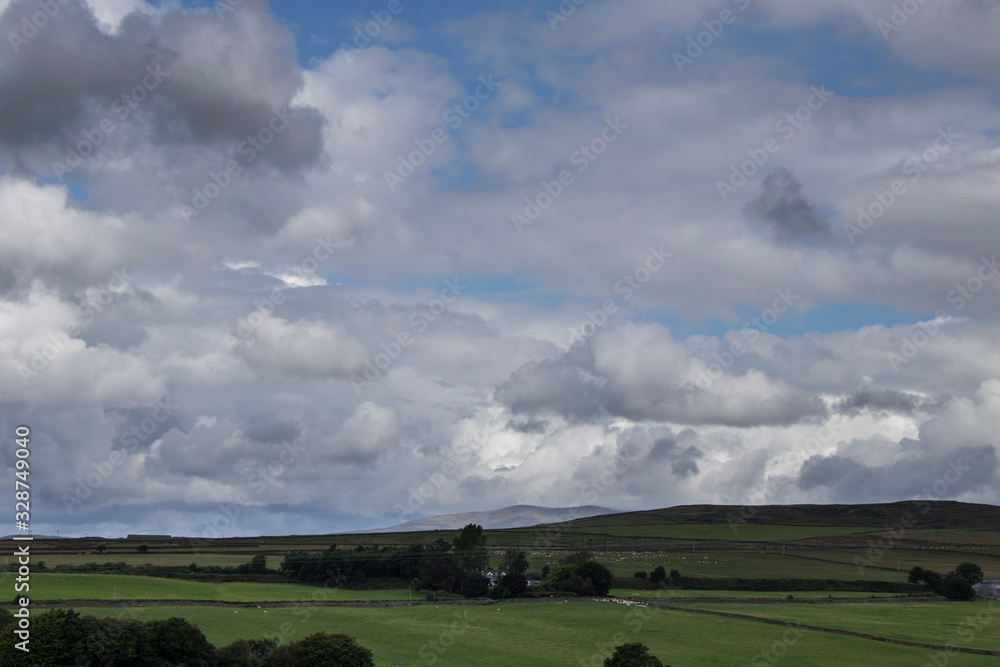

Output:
xmin=973 ymin=580 xmax=1000 ymax=598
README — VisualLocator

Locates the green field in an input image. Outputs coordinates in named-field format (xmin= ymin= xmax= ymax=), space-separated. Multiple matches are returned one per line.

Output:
xmin=608 ymin=589 xmax=903 ymax=599
xmin=27 ymin=546 xmax=997 ymax=581
xmin=786 ymin=549 xmax=1000 ymax=579
xmin=561 ymin=524 xmax=875 ymax=542
xmin=25 ymin=552 xmax=254 ymax=568
xmin=889 ymin=531 xmax=1000 ymax=547
xmin=680 ymin=601 xmax=1000 ymax=653
xmin=27 ymin=574 xmax=414 ymax=602
xmin=72 ymin=601 xmax=1000 ymax=666
xmin=551 ymin=550 xmax=895 ymax=580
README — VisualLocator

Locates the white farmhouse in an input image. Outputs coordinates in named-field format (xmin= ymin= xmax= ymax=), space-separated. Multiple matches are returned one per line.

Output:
xmin=482 ymin=569 xmax=506 ymax=586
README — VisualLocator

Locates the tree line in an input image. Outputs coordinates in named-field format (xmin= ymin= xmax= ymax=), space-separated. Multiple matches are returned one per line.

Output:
xmin=908 ymin=561 xmax=983 ymax=600
xmin=0 ymin=608 xmax=375 ymax=666
xmin=280 ymin=524 xmax=615 ymax=598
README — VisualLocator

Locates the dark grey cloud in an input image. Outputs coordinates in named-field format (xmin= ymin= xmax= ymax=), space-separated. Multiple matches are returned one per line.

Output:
xmin=797 ymin=445 xmax=997 ymax=502
xmin=743 ymin=168 xmax=829 ymax=244
xmin=649 ymin=435 xmax=704 ymax=478
xmin=109 ymin=399 xmax=190 ymax=454
xmin=506 ymin=417 xmax=549 ymax=434
xmin=494 ymin=349 xmax=606 ymax=424
xmin=835 ymin=388 xmax=938 ymax=417
xmin=241 ymin=416 xmax=302 ymax=444
xmin=0 ymin=0 xmax=324 ymax=178
xmin=494 ymin=333 xmax=826 ymax=428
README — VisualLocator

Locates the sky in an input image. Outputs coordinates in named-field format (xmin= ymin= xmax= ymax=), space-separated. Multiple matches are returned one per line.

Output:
xmin=1 ymin=0 xmax=998 ymax=538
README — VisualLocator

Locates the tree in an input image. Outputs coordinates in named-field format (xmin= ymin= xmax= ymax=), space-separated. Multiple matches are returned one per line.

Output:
xmin=634 ymin=571 xmax=647 ymax=579
xmin=248 ymin=554 xmax=268 ymax=574
xmin=95 ymin=543 xmax=107 ymax=554
xmin=80 ymin=616 xmax=156 ymax=666
xmin=217 ymin=637 xmax=281 ymax=666
xmin=452 ymin=523 xmax=488 ymax=595
xmin=458 ymin=572 xmax=490 ymax=597
xmin=546 ymin=563 xmax=579 ymax=591
xmin=491 ymin=571 xmax=528 ymax=598
xmin=546 ymin=556 xmax=613 ymax=596
xmin=542 ymin=565 xmax=550 ymax=578
xmin=452 ymin=523 xmax=488 ymax=574
xmin=922 ymin=570 xmax=943 ymax=594
xmin=500 ymin=549 xmax=530 ymax=575
xmin=578 ymin=560 xmax=614 ymax=596
xmin=145 ymin=617 xmax=217 ymax=667
xmin=274 ymin=632 xmax=375 ymax=666
xmin=0 ymin=609 xmax=88 ymax=666
xmin=669 ymin=569 xmax=680 ymax=580
xmin=561 ymin=551 xmax=596 ymax=568
xmin=650 ymin=566 xmax=666 ymax=583
xmin=603 ymin=642 xmax=666 ymax=667
xmin=955 ymin=562 xmax=984 ymax=585
xmin=907 ymin=566 xmax=924 ymax=585
xmin=942 ymin=572 xmax=976 ymax=600
xmin=136 ymin=544 xmax=148 ymax=554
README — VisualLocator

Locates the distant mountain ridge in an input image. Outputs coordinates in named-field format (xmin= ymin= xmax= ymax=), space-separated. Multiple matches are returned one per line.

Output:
xmin=538 ymin=500 xmax=1000 ymax=531
xmin=376 ymin=505 xmax=617 ymax=532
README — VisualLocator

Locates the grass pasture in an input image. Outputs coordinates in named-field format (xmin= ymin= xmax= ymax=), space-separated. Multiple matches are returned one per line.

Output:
xmin=26 ymin=574 xmax=413 ymax=602
xmin=787 ymin=549 xmax=1000 ymax=580
xmin=72 ymin=601 xmax=1000 ymax=666
xmin=608 ymin=589 xmax=904 ymax=599
xmin=26 ymin=552 xmax=254 ymax=568
xmin=563 ymin=549 xmax=894 ymax=580
xmin=560 ymin=523 xmax=875 ymax=543
xmin=679 ymin=600 xmax=1000 ymax=654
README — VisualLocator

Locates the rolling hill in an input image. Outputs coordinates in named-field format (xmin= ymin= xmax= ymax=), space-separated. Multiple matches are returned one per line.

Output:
xmin=376 ymin=504 xmax=617 ymax=532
